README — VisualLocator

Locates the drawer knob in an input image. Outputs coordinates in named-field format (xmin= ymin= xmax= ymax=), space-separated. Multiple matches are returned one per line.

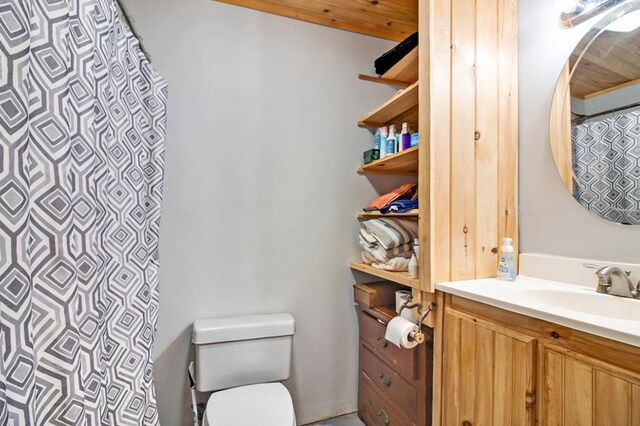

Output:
xmin=376 ymin=337 xmax=388 ymax=349
xmin=377 ymin=409 xmax=390 ymax=425
xmin=379 ymin=372 xmax=392 ymax=387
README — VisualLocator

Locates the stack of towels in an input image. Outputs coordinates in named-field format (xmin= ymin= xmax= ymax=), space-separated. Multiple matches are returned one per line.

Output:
xmin=359 ymin=218 xmax=418 ymax=271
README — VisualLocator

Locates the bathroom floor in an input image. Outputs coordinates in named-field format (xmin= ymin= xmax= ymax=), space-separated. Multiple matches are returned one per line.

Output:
xmin=308 ymin=413 xmax=364 ymax=426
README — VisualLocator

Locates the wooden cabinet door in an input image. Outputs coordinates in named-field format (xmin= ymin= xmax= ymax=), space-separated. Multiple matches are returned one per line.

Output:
xmin=541 ymin=346 xmax=640 ymax=426
xmin=442 ymin=310 xmax=536 ymax=426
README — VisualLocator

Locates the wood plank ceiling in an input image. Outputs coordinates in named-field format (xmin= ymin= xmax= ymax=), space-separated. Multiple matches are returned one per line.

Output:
xmin=570 ymin=27 xmax=640 ymax=98
xmin=212 ymin=0 xmax=418 ymax=41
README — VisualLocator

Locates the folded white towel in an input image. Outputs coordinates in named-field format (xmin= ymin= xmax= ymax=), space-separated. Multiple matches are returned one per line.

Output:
xmin=359 ymin=239 xmax=413 ymax=263
xmin=360 ymin=218 xmax=418 ymax=250
xmin=362 ymin=252 xmax=411 ymax=271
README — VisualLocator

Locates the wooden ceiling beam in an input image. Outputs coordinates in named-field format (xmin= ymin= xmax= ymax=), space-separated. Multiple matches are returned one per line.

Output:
xmin=212 ymin=0 xmax=418 ymax=41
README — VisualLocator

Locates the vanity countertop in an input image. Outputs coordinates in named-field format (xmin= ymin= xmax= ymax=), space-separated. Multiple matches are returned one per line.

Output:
xmin=436 ymin=276 xmax=640 ymax=348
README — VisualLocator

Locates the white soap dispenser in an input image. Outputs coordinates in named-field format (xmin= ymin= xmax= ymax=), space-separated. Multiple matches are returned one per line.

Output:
xmin=497 ymin=237 xmax=516 ymax=281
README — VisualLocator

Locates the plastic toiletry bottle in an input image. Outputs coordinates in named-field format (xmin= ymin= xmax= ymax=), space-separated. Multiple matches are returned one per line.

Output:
xmin=374 ymin=128 xmax=381 ymax=150
xmin=409 ymin=253 xmax=419 ymax=279
xmin=380 ymin=127 xmax=389 ymax=158
xmin=401 ymin=123 xmax=411 ymax=151
xmin=410 ymin=132 xmax=419 ymax=147
xmin=497 ymin=238 xmax=516 ymax=281
xmin=387 ymin=125 xmax=397 ymax=156
xmin=413 ymin=238 xmax=419 ymax=259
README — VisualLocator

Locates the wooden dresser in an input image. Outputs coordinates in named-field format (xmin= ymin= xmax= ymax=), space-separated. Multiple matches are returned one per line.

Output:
xmin=358 ymin=306 xmax=433 ymax=426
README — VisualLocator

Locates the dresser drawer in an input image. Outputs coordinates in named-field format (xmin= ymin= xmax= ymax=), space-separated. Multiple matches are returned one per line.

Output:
xmin=359 ymin=376 xmax=415 ymax=426
xmin=359 ymin=310 xmax=416 ymax=378
xmin=361 ymin=343 xmax=417 ymax=420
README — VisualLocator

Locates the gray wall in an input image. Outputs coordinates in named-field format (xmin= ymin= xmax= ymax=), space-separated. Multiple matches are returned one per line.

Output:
xmin=519 ymin=0 xmax=640 ymax=263
xmin=121 ymin=0 xmax=395 ymax=424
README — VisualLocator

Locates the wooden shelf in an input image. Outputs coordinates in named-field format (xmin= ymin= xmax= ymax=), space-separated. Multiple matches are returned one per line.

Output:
xmin=357 ymin=209 xmax=419 ymax=219
xmin=358 ymin=74 xmax=411 ymax=89
xmin=358 ymin=46 xmax=419 ymax=88
xmin=357 ymin=146 xmax=418 ymax=175
xmin=359 ymin=81 xmax=419 ymax=129
xmin=350 ymin=262 xmax=419 ymax=289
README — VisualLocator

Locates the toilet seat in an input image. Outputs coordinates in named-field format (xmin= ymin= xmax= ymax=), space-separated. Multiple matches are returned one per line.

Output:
xmin=203 ymin=382 xmax=296 ymax=426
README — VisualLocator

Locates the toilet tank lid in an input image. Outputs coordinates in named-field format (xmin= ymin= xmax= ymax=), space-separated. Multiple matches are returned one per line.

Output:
xmin=192 ymin=313 xmax=295 ymax=345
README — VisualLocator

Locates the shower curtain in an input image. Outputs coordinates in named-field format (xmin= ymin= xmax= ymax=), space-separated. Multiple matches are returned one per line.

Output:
xmin=572 ymin=110 xmax=640 ymax=224
xmin=0 ymin=0 xmax=167 ymax=424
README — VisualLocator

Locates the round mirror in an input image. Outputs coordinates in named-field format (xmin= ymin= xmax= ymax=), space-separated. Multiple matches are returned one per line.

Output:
xmin=550 ymin=3 xmax=640 ymax=225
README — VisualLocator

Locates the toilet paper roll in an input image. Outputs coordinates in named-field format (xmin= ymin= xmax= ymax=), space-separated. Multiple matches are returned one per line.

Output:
xmin=395 ymin=290 xmax=414 ymax=320
xmin=384 ymin=316 xmax=419 ymax=349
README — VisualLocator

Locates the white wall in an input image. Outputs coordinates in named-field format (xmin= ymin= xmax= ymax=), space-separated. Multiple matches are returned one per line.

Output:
xmin=120 ymin=0 xmax=396 ymax=424
xmin=519 ymin=0 xmax=640 ymax=264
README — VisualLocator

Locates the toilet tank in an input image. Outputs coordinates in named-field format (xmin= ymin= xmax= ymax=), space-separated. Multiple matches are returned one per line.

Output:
xmin=192 ymin=313 xmax=295 ymax=392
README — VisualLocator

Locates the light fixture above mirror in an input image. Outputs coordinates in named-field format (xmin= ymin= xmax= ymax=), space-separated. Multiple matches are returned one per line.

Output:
xmin=557 ymin=0 xmax=627 ymax=28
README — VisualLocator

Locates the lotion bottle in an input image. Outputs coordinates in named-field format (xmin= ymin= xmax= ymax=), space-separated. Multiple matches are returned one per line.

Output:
xmin=408 ymin=253 xmax=419 ymax=279
xmin=497 ymin=238 xmax=516 ymax=281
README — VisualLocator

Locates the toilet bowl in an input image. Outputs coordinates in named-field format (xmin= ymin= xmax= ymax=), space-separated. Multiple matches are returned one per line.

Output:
xmin=202 ymin=383 xmax=295 ymax=426
xmin=192 ymin=313 xmax=296 ymax=426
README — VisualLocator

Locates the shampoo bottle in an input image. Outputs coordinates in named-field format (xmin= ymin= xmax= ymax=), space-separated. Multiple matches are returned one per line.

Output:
xmin=374 ymin=128 xmax=381 ymax=150
xmin=387 ymin=125 xmax=397 ymax=156
xmin=401 ymin=123 xmax=411 ymax=151
xmin=380 ymin=127 xmax=389 ymax=158
xmin=497 ymin=238 xmax=516 ymax=281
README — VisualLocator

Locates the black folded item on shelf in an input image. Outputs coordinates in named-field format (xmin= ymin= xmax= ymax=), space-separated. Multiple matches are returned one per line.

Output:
xmin=374 ymin=32 xmax=419 ymax=75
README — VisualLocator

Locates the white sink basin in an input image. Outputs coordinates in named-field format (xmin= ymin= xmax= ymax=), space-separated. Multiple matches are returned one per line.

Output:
xmin=516 ymin=288 xmax=638 ymax=322
xmin=436 ymin=276 xmax=640 ymax=347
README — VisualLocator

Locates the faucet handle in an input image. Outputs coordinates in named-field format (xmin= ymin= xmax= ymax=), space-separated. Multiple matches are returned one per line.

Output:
xmin=583 ymin=263 xmax=602 ymax=270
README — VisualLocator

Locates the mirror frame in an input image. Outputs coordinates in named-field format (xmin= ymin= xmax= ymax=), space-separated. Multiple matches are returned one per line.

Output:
xmin=550 ymin=0 xmax=640 ymax=225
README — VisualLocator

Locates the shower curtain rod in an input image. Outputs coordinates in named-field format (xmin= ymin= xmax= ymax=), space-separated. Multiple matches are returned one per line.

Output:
xmin=114 ymin=0 xmax=152 ymax=62
xmin=572 ymin=101 xmax=640 ymax=125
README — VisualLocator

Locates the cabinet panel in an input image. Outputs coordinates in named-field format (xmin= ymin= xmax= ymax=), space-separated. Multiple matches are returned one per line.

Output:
xmin=442 ymin=314 xmax=460 ymax=426
xmin=633 ymin=384 xmax=640 ymax=426
xmin=595 ymin=371 xmax=630 ymax=425
xmin=493 ymin=333 xmax=514 ymax=425
xmin=541 ymin=346 xmax=640 ymax=426
xmin=442 ymin=311 xmax=536 ymax=426
xmin=545 ymin=350 xmax=564 ymax=426
xmin=563 ymin=357 xmax=593 ymax=426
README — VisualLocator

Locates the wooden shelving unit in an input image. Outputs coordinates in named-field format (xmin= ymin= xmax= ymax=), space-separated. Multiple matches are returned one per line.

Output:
xmin=350 ymin=262 xmax=419 ymax=289
xmin=352 ymin=41 xmax=420 ymax=290
xmin=357 ymin=209 xmax=419 ymax=219
xmin=358 ymin=81 xmax=419 ymax=130
xmin=357 ymin=146 xmax=418 ymax=175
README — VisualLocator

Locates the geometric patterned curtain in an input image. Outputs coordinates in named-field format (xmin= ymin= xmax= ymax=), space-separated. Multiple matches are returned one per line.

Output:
xmin=572 ymin=110 xmax=640 ymax=225
xmin=0 ymin=0 xmax=167 ymax=423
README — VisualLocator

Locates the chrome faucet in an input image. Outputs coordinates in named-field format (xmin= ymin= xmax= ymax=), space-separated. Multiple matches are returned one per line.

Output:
xmin=592 ymin=265 xmax=639 ymax=299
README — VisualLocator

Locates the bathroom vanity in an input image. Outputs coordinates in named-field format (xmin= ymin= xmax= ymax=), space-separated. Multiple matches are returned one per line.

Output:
xmin=436 ymin=277 xmax=640 ymax=426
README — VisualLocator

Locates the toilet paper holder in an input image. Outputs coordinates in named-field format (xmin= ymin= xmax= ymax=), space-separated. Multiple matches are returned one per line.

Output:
xmin=397 ymin=298 xmax=437 ymax=345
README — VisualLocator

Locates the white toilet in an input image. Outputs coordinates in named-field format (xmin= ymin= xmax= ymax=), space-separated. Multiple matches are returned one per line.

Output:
xmin=192 ymin=313 xmax=296 ymax=426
